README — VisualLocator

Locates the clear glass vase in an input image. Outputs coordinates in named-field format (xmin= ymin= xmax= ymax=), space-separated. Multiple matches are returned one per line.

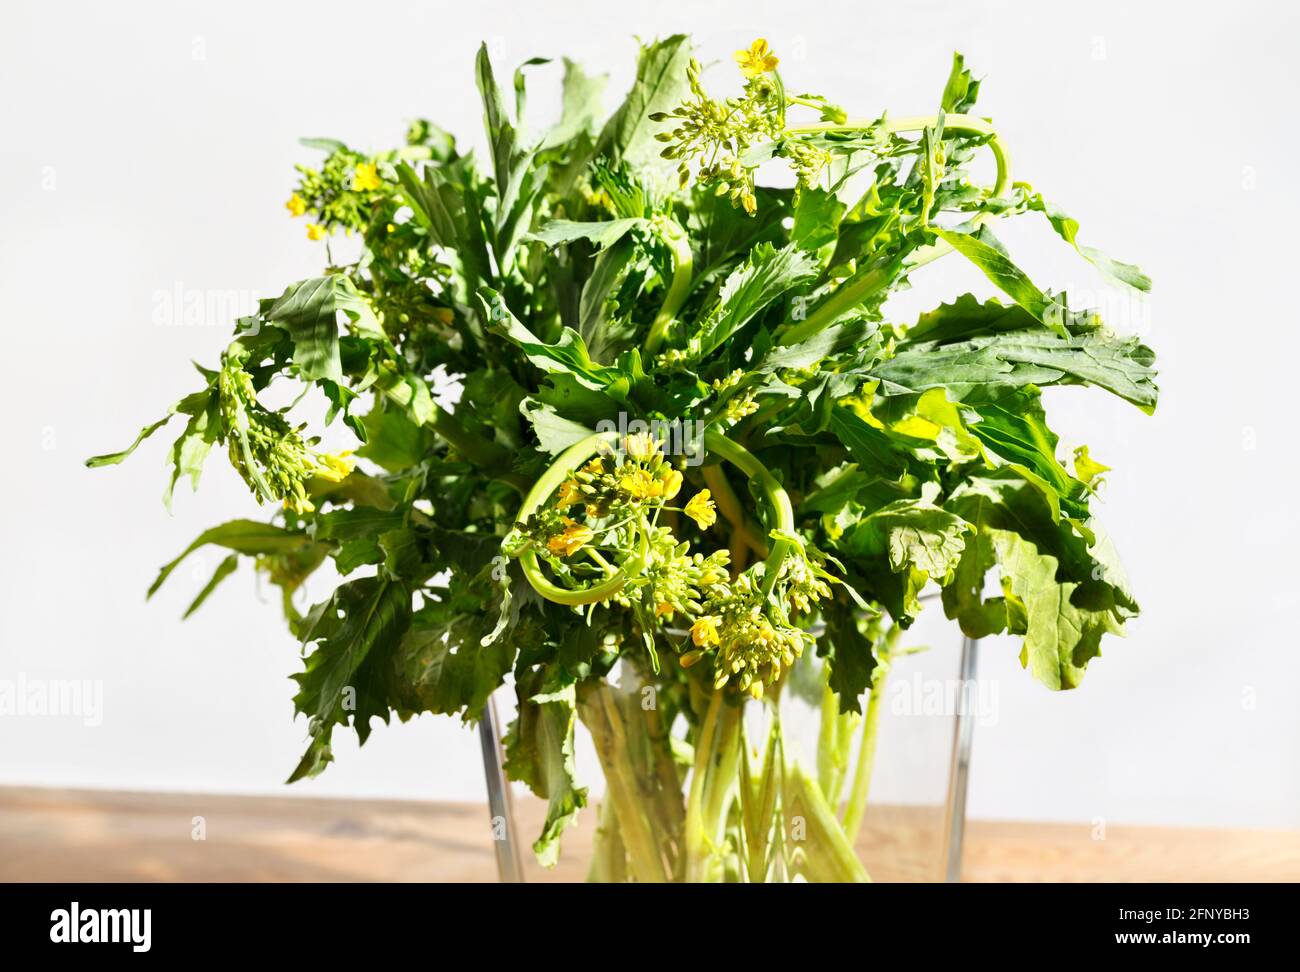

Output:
xmin=485 ymin=601 xmax=978 ymax=883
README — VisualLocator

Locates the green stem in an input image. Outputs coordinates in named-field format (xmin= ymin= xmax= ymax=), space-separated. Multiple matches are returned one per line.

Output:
xmin=684 ymin=691 xmax=721 ymax=880
xmin=684 ymin=690 xmax=742 ymax=882
xmin=841 ymin=626 xmax=898 ymax=844
xmin=578 ymin=686 xmax=668 ymax=883
xmin=788 ymin=762 xmax=872 ymax=883
xmin=587 ymin=796 xmax=628 ymax=883
xmin=701 ymin=463 xmax=768 ymax=558
xmin=702 ymin=430 xmax=796 ymax=600
xmin=643 ymin=217 xmax=694 ymax=355
xmin=817 ymin=669 xmax=859 ymax=809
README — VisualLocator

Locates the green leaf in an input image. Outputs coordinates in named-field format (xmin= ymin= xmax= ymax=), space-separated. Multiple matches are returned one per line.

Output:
xmin=941 ymin=472 xmax=1137 ymax=687
xmin=1024 ymin=192 xmax=1152 ymax=292
xmin=264 ymin=275 xmax=379 ymax=383
xmin=539 ymin=58 xmax=607 ymax=150
xmin=289 ymin=576 xmax=413 ymax=781
xmin=85 ymin=415 xmax=173 ymax=467
xmin=528 ymin=217 xmax=646 ymax=250
xmin=847 ymin=497 xmax=972 ymax=583
xmin=521 ymin=399 xmax=597 ymax=454
xmin=149 ymin=520 xmax=315 ymax=598
xmin=503 ymin=674 xmax=588 ymax=867
xmin=791 ymin=185 xmax=845 ymax=251
xmin=394 ymin=606 xmax=516 ymax=720
xmin=355 ymin=402 xmax=433 ymax=473
xmin=693 ymin=243 xmax=819 ymax=357
xmin=939 ymin=52 xmax=981 ymax=113
xmin=182 ymin=553 xmax=239 ymax=619
xmin=482 ymin=288 xmax=626 ymax=392
xmin=877 ymin=310 xmax=1158 ymax=412
xmin=932 ymin=226 xmax=1069 ymax=336
xmin=822 ymin=600 xmax=877 ymax=715
xmin=990 ymin=528 xmax=1124 ymax=690
xmin=827 ymin=407 xmax=910 ymax=479
xmin=966 ymin=385 xmax=1088 ymax=518
xmin=596 ymin=34 xmax=692 ymax=171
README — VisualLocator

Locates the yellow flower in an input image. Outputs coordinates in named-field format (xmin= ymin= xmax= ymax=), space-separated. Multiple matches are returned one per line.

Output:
xmin=655 ymin=601 xmax=675 ymax=620
xmin=624 ymin=432 xmax=660 ymax=462
xmin=684 ymin=490 xmax=717 ymax=530
xmin=555 ymin=478 xmax=582 ymax=507
xmin=620 ymin=468 xmax=659 ymax=500
xmin=352 ymin=162 xmax=381 ymax=192
xmin=315 ymin=451 xmax=355 ymax=482
xmin=734 ymin=38 xmax=778 ymax=78
xmin=582 ymin=457 xmax=605 ymax=476
xmin=547 ymin=518 xmax=593 ymax=558
xmin=306 ymin=223 xmax=326 ymax=241
xmin=659 ymin=468 xmax=683 ymax=500
xmin=285 ymin=193 xmax=307 ymax=217
xmin=691 ymin=616 xmax=720 ymax=647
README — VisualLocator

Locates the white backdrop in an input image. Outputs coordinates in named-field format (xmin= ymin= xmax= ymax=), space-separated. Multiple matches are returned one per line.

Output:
xmin=2 ymin=0 xmax=1297 ymax=829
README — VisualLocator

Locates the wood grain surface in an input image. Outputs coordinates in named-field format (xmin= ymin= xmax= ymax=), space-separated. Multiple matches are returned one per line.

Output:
xmin=2 ymin=786 xmax=1296 ymax=883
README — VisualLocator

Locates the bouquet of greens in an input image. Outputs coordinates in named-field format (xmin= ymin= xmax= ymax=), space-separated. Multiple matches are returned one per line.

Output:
xmin=90 ymin=35 xmax=1156 ymax=882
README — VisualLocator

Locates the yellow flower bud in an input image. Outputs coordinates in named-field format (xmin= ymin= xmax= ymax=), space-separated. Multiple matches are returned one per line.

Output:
xmin=660 ymin=468 xmax=683 ymax=500
xmin=624 ymin=433 xmax=660 ymax=462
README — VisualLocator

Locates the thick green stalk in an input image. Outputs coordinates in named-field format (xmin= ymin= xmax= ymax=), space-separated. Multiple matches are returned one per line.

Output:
xmin=579 ymin=686 xmax=668 ymax=883
xmin=643 ymin=218 xmax=694 ymax=355
xmin=787 ymin=762 xmax=872 ymax=883
xmin=817 ymin=671 xmax=859 ymax=810
xmin=841 ymin=626 xmax=899 ymax=843
xmin=684 ymin=690 xmax=743 ymax=882
xmin=587 ymin=797 xmax=628 ymax=883
xmin=701 ymin=462 xmax=768 ymax=558
xmin=684 ymin=691 xmax=721 ymax=881
xmin=702 ymin=431 xmax=796 ymax=599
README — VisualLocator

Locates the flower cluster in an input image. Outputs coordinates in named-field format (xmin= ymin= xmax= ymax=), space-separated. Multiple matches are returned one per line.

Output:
xmin=634 ymin=525 xmax=731 ymax=621
xmin=683 ymin=572 xmax=808 ymax=699
xmin=217 ymin=354 xmax=353 ymax=514
xmin=286 ymin=146 xmax=388 ymax=239
xmin=653 ymin=39 xmax=831 ymax=214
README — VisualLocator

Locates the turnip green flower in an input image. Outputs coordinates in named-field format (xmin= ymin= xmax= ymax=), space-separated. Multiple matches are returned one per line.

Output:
xmin=684 ymin=490 xmax=717 ymax=530
xmin=352 ymin=162 xmax=381 ymax=192
xmin=548 ymin=518 xmax=593 ymax=557
xmin=734 ymin=39 xmax=778 ymax=78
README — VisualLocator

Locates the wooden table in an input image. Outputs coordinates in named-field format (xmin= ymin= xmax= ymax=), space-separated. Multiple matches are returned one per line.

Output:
xmin=2 ymin=787 xmax=1296 ymax=882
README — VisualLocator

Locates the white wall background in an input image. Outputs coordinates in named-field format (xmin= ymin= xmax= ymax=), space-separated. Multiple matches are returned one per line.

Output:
xmin=2 ymin=0 xmax=1297 ymax=829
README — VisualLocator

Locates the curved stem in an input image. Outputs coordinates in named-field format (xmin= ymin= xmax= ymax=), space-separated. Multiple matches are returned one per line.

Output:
xmin=701 ymin=463 xmax=767 ymax=558
xmin=643 ymin=218 xmax=694 ymax=355
xmin=513 ymin=430 xmax=649 ymax=605
xmin=702 ymin=430 xmax=796 ymax=598
xmin=778 ymin=113 xmax=1013 ymax=348
xmin=515 ymin=428 xmax=797 ymax=610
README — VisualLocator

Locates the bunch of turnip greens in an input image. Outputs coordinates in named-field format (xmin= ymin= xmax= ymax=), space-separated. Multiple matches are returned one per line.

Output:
xmin=89 ymin=36 xmax=1155 ymax=877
